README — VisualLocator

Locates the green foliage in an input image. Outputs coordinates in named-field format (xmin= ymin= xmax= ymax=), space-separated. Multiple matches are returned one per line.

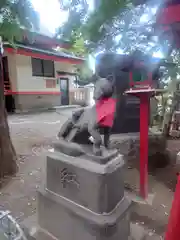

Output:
xmin=69 ymin=37 xmax=88 ymax=56
xmin=76 ymin=60 xmax=93 ymax=81
xmin=57 ymin=37 xmax=93 ymax=82
xmin=83 ymin=0 xmax=132 ymax=45
xmin=61 ymin=36 xmax=89 ymax=57
xmin=57 ymin=0 xmax=88 ymax=44
xmin=0 ymin=0 xmax=39 ymax=43
xmin=57 ymin=0 xmax=154 ymax=52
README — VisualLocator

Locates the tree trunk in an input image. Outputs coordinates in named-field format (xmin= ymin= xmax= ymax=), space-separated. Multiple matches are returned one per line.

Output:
xmin=0 ymin=55 xmax=17 ymax=179
xmin=162 ymin=83 xmax=180 ymax=137
xmin=162 ymin=96 xmax=176 ymax=137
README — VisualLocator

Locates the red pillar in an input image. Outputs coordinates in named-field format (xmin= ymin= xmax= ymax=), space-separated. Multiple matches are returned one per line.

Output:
xmin=139 ymin=93 xmax=149 ymax=199
xmin=165 ymin=175 xmax=180 ymax=240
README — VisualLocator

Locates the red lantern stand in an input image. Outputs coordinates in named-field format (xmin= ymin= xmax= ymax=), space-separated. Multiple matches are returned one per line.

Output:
xmin=155 ymin=1 xmax=180 ymax=239
xmin=125 ymin=71 xmax=155 ymax=199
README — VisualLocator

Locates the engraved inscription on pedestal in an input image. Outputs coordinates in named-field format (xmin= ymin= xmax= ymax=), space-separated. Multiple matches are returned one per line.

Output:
xmin=60 ymin=168 xmax=80 ymax=189
xmin=46 ymin=152 xmax=125 ymax=214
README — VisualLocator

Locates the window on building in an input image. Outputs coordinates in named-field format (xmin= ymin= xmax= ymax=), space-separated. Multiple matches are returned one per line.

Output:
xmin=31 ymin=58 xmax=55 ymax=77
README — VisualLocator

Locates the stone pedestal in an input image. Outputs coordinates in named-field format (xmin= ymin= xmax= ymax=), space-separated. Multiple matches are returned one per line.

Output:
xmin=37 ymin=148 xmax=132 ymax=240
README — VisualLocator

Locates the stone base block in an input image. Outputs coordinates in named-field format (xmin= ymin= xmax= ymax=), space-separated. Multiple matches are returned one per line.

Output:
xmin=38 ymin=189 xmax=131 ymax=240
xmin=46 ymin=151 xmax=124 ymax=214
xmin=23 ymin=227 xmax=56 ymax=240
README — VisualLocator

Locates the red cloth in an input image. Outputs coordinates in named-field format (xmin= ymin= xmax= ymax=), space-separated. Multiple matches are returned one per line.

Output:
xmin=96 ymin=97 xmax=116 ymax=127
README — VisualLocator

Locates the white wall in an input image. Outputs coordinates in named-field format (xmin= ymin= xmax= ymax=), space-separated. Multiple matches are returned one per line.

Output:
xmin=5 ymin=53 xmax=18 ymax=92
xmin=6 ymin=53 xmax=77 ymax=92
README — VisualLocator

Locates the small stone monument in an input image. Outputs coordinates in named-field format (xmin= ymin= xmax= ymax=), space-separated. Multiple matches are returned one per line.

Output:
xmin=37 ymin=142 xmax=131 ymax=240
xmin=36 ymin=77 xmax=132 ymax=240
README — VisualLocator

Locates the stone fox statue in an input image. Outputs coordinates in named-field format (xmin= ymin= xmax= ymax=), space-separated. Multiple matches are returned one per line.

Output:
xmin=58 ymin=77 xmax=116 ymax=155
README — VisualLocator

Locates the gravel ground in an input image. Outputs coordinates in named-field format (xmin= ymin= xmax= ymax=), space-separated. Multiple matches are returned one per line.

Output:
xmin=0 ymin=110 xmax=70 ymax=222
xmin=0 ymin=110 xmax=179 ymax=239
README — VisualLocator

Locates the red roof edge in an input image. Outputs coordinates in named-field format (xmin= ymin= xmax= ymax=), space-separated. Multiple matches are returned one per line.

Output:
xmin=22 ymin=30 xmax=71 ymax=49
xmin=4 ymin=47 xmax=84 ymax=65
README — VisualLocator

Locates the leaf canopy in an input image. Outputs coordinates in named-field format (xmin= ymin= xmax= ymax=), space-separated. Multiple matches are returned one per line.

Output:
xmin=0 ymin=0 xmax=39 ymax=43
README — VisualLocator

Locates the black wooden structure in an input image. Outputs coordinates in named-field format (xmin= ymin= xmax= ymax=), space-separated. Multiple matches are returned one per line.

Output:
xmin=95 ymin=51 xmax=165 ymax=133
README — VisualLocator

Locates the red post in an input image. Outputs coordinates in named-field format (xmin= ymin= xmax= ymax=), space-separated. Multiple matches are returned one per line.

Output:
xmin=126 ymin=89 xmax=152 ymax=199
xmin=139 ymin=93 xmax=149 ymax=199
xmin=165 ymin=175 xmax=180 ymax=240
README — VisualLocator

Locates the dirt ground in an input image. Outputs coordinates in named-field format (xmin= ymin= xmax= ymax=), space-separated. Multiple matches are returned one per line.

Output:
xmin=0 ymin=110 xmax=180 ymax=238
